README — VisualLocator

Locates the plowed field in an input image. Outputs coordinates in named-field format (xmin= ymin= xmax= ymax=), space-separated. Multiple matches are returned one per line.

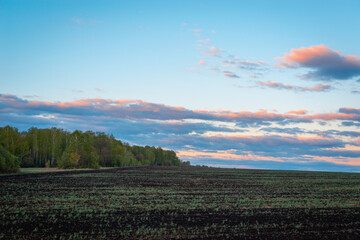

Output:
xmin=1 ymin=167 xmax=359 ymax=239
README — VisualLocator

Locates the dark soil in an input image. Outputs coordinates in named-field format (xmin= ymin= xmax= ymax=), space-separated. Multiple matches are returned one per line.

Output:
xmin=1 ymin=166 xmax=359 ymax=239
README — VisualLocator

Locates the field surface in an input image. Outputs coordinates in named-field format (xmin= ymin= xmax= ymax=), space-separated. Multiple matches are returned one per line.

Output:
xmin=0 ymin=166 xmax=359 ymax=239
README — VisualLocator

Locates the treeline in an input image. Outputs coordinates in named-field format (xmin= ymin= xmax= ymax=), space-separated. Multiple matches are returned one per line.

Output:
xmin=0 ymin=125 xmax=190 ymax=172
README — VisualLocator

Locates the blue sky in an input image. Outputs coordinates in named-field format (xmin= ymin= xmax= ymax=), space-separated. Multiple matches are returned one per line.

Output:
xmin=1 ymin=0 xmax=360 ymax=172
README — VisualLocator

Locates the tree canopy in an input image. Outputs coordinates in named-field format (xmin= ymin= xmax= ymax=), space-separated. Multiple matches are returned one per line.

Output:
xmin=0 ymin=126 xmax=190 ymax=172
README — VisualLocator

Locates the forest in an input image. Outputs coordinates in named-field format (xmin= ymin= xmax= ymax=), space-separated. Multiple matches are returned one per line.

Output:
xmin=0 ymin=125 xmax=190 ymax=172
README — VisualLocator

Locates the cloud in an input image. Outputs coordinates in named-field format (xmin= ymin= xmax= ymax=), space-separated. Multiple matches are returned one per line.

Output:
xmin=351 ymin=90 xmax=360 ymax=94
xmin=177 ymin=149 xmax=285 ymax=162
xmin=160 ymin=134 xmax=352 ymax=163
xmin=222 ymin=70 xmax=240 ymax=78
xmin=23 ymin=95 xmax=39 ymax=99
xmin=339 ymin=107 xmax=360 ymax=115
xmin=95 ymin=88 xmax=104 ymax=92
xmin=190 ymin=30 xmax=268 ymax=80
xmin=2 ymin=93 xmax=360 ymax=171
xmin=287 ymin=110 xmax=308 ymax=115
xmin=260 ymin=127 xmax=305 ymax=135
xmin=204 ymin=46 xmax=224 ymax=57
xmin=1 ymin=94 xmax=359 ymax=125
xmin=318 ymin=130 xmax=360 ymax=138
xmin=192 ymin=29 xmax=202 ymax=32
xmin=257 ymin=81 xmax=332 ymax=92
xmin=260 ymin=127 xmax=360 ymax=139
xmin=198 ymin=39 xmax=210 ymax=44
xmin=210 ymin=46 xmax=224 ymax=53
xmin=236 ymin=60 xmax=268 ymax=71
xmin=304 ymin=112 xmax=360 ymax=121
xmin=353 ymin=139 xmax=360 ymax=146
xmin=342 ymin=121 xmax=360 ymax=127
xmin=198 ymin=60 xmax=206 ymax=65
xmin=276 ymin=44 xmax=360 ymax=80
xmin=159 ymin=133 xmax=344 ymax=152
xmin=190 ymin=159 xmax=360 ymax=172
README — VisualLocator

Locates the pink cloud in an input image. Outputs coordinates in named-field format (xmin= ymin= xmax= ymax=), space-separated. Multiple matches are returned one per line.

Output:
xmin=206 ymin=134 xmax=337 ymax=147
xmin=198 ymin=60 xmax=206 ymax=65
xmin=204 ymin=52 xmax=218 ymax=57
xmin=304 ymin=113 xmax=360 ymax=121
xmin=287 ymin=110 xmax=308 ymax=115
xmin=23 ymin=95 xmax=39 ymax=99
xmin=303 ymin=155 xmax=360 ymax=166
xmin=276 ymin=45 xmax=360 ymax=80
xmin=257 ymin=81 xmax=332 ymax=92
xmin=210 ymin=46 xmax=224 ymax=52
xmin=1 ymin=94 xmax=359 ymax=125
xmin=354 ymin=139 xmax=360 ymax=146
xmin=276 ymin=45 xmax=333 ymax=68
xmin=204 ymin=46 xmax=225 ymax=57
xmin=177 ymin=149 xmax=285 ymax=162
xmin=193 ymin=109 xmax=295 ymax=122
xmin=222 ymin=70 xmax=240 ymax=78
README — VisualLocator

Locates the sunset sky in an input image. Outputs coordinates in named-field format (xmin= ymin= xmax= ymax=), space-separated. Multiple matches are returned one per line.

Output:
xmin=1 ymin=0 xmax=360 ymax=172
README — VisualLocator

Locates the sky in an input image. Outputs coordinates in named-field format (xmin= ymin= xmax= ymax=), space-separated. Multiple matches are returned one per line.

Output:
xmin=1 ymin=0 xmax=360 ymax=172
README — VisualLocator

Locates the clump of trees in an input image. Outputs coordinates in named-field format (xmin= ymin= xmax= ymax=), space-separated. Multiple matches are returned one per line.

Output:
xmin=0 ymin=125 xmax=190 ymax=172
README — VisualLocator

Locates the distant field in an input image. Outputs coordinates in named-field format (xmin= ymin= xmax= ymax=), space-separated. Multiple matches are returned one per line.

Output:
xmin=0 ymin=167 xmax=359 ymax=239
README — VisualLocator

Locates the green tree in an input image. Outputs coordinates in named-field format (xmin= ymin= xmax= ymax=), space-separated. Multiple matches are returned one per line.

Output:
xmin=0 ymin=125 xmax=187 ymax=170
xmin=0 ymin=145 xmax=19 ymax=172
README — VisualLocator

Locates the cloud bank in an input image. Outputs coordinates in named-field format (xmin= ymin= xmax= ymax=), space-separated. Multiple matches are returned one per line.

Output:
xmin=1 ymin=94 xmax=360 ymax=172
